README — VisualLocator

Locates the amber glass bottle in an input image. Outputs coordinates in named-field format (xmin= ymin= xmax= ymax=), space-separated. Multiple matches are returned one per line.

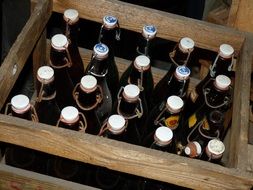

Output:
xmin=47 ymin=106 xmax=90 ymax=184
xmin=85 ymin=43 xmax=112 ymax=123
xmin=5 ymin=95 xmax=47 ymax=174
xmin=35 ymin=66 xmax=61 ymax=126
xmin=73 ymin=75 xmax=102 ymax=135
xmin=98 ymin=15 xmax=120 ymax=100
xmin=201 ymin=138 xmax=225 ymax=164
xmin=185 ymin=44 xmax=234 ymax=118
xmin=179 ymin=75 xmax=231 ymax=151
xmin=115 ymin=84 xmax=142 ymax=145
xmin=152 ymin=37 xmax=194 ymax=108
xmin=136 ymin=25 xmax=157 ymax=58
xmin=144 ymin=95 xmax=184 ymax=140
xmin=63 ymin=9 xmax=84 ymax=85
xmin=50 ymin=34 xmax=75 ymax=109
xmin=140 ymin=127 xmax=174 ymax=190
xmin=95 ymin=115 xmax=127 ymax=190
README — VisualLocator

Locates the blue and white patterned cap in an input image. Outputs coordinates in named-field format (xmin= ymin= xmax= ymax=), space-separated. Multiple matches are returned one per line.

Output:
xmin=103 ymin=15 xmax=118 ymax=28
xmin=94 ymin=43 xmax=109 ymax=57
xmin=175 ymin=66 xmax=191 ymax=80
xmin=143 ymin=25 xmax=157 ymax=38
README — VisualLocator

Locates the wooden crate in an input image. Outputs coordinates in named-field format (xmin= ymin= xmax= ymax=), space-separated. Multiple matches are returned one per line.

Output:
xmin=1 ymin=0 xmax=253 ymax=189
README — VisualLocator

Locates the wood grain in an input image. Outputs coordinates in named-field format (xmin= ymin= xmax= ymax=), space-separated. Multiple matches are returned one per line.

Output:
xmin=0 ymin=164 xmax=98 ymax=190
xmin=52 ymin=0 xmax=245 ymax=53
xmin=0 ymin=114 xmax=252 ymax=190
xmin=0 ymin=0 xmax=52 ymax=110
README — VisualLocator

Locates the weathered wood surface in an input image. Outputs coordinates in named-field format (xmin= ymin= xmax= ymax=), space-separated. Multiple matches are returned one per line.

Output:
xmin=0 ymin=164 xmax=98 ymax=190
xmin=228 ymin=0 xmax=253 ymax=33
xmin=52 ymin=0 xmax=245 ymax=53
xmin=0 ymin=115 xmax=252 ymax=190
xmin=248 ymin=144 xmax=253 ymax=173
xmin=0 ymin=0 xmax=52 ymax=110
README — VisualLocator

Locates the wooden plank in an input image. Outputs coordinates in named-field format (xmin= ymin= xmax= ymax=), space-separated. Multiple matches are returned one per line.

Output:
xmin=228 ymin=34 xmax=253 ymax=170
xmin=248 ymin=144 xmax=253 ymax=173
xmin=0 ymin=115 xmax=252 ymax=190
xmin=52 ymin=0 xmax=244 ymax=53
xmin=227 ymin=0 xmax=240 ymax=27
xmin=0 ymin=164 xmax=98 ymax=190
xmin=0 ymin=0 xmax=52 ymax=110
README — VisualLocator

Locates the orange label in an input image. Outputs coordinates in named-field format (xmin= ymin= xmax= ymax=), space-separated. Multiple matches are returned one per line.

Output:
xmin=165 ymin=115 xmax=179 ymax=130
xmin=188 ymin=114 xmax=197 ymax=128
xmin=190 ymin=89 xmax=198 ymax=103
xmin=202 ymin=117 xmax=210 ymax=130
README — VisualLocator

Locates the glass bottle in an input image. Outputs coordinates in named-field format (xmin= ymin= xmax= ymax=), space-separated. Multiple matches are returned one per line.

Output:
xmin=185 ymin=44 xmax=234 ymax=118
xmin=144 ymin=95 xmax=184 ymax=140
xmin=152 ymin=37 xmax=194 ymax=108
xmin=50 ymin=34 xmax=75 ymax=109
xmin=201 ymin=138 xmax=225 ymax=164
xmin=63 ymin=9 xmax=84 ymax=85
xmin=4 ymin=95 xmax=47 ymax=174
xmin=180 ymin=109 xmax=225 ymax=157
xmin=35 ymin=66 xmax=61 ymax=126
xmin=47 ymin=106 xmax=90 ymax=184
xmin=119 ymin=55 xmax=153 ymax=109
xmin=85 ymin=43 xmax=112 ymax=123
xmin=115 ymin=84 xmax=143 ymax=145
xmin=136 ymin=25 xmax=157 ymax=58
xmin=72 ymin=75 xmax=102 ymax=135
xmin=140 ymin=127 xmax=174 ymax=190
xmin=98 ymin=15 xmax=121 ymax=100
xmin=95 ymin=115 xmax=127 ymax=190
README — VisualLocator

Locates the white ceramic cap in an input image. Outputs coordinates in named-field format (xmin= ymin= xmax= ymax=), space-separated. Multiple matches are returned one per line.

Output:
xmin=93 ymin=43 xmax=109 ymax=58
xmin=123 ymin=84 xmax=140 ymax=100
xmin=207 ymin=139 xmax=225 ymax=155
xmin=64 ymin=9 xmax=79 ymax=22
xmin=179 ymin=37 xmax=195 ymax=51
xmin=219 ymin=44 xmax=234 ymax=58
xmin=134 ymin=55 xmax=150 ymax=71
xmin=143 ymin=25 xmax=157 ymax=39
xmin=215 ymin=75 xmax=231 ymax=90
xmin=80 ymin=75 xmax=97 ymax=92
xmin=155 ymin=126 xmax=173 ymax=145
xmin=37 ymin=66 xmax=54 ymax=81
xmin=184 ymin=141 xmax=202 ymax=157
xmin=11 ymin=94 xmax=30 ymax=112
xmin=175 ymin=66 xmax=191 ymax=80
xmin=103 ymin=15 xmax=118 ymax=28
xmin=166 ymin=95 xmax=184 ymax=113
xmin=108 ymin=114 xmax=126 ymax=133
xmin=51 ymin=34 xmax=68 ymax=50
xmin=61 ymin=106 xmax=79 ymax=123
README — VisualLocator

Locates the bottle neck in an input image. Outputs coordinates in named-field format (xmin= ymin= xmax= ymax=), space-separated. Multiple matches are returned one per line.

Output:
xmin=136 ymin=36 xmax=151 ymax=57
xmin=58 ymin=120 xmax=80 ymax=131
xmin=77 ymin=88 xmax=98 ymax=110
xmin=118 ymin=95 xmax=139 ymax=118
xmin=167 ymin=73 xmax=189 ymax=98
xmin=87 ymin=56 xmax=108 ymax=77
xmin=100 ymin=27 xmax=117 ymax=49
xmin=209 ymin=56 xmax=233 ymax=78
xmin=170 ymin=45 xmax=190 ymax=66
xmin=65 ymin=22 xmax=79 ymax=44
xmin=50 ymin=48 xmax=70 ymax=68
xmin=36 ymin=81 xmax=56 ymax=102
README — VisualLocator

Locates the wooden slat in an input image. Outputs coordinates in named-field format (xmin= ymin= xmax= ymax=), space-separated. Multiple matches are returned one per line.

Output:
xmin=52 ymin=0 xmax=244 ymax=53
xmin=0 ymin=115 xmax=252 ymax=190
xmin=248 ymin=144 xmax=253 ymax=173
xmin=228 ymin=34 xmax=253 ymax=170
xmin=0 ymin=0 xmax=52 ymax=110
xmin=0 ymin=164 xmax=98 ymax=190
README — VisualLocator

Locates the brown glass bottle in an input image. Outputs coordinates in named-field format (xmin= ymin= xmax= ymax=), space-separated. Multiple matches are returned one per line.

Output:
xmin=144 ymin=95 xmax=184 ymax=141
xmin=73 ymin=75 xmax=102 ymax=135
xmin=98 ymin=15 xmax=120 ymax=101
xmin=185 ymin=44 xmax=234 ymax=118
xmin=201 ymin=138 xmax=225 ymax=164
xmin=35 ymin=66 xmax=61 ymax=126
xmin=50 ymin=34 xmax=75 ymax=110
xmin=63 ymin=9 xmax=85 ymax=85
xmin=95 ymin=115 xmax=127 ymax=190
xmin=181 ymin=75 xmax=232 ymax=145
xmin=47 ymin=106 xmax=90 ymax=184
xmin=140 ymin=127 xmax=174 ymax=190
xmin=85 ymin=43 xmax=112 ymax=123
xmin=152 ymin=37 xmax=194 ymax=108
xmin=4 ymin=95 xmax=47 ymax=174
xmin=115 ymin=84 xmax=143 ymax=145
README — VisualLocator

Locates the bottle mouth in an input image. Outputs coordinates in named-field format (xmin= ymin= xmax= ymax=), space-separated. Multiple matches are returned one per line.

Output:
xmin=166 ymin=96 xmax=184 ymax=113
xmin=154 ymin=126 xmax=173 ymax=146
xmin=63 ymin=9 xmax=79 ymax=25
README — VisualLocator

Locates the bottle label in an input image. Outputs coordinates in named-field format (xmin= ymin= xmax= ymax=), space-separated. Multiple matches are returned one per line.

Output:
xmin=188 ymin=114 xmax=197 ymax=128
xmin=202 ymin=117 xmax=210 ymax=130
xmin=190 ymin=89 xmax=198 ymax=103
xmin=164 ymin=115 xmax=179 ymax=130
